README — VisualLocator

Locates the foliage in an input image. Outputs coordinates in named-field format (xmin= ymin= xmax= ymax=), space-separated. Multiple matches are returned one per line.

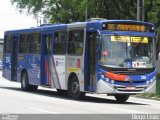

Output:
xmin=11 ymin=0 xmax=44 ymax=15
xmin=157 ymin=75 xmax=160 ymax=94
xmin=11 ymin=0 xmax=160 ymax=24
xmin=11 ymin=0 xmax=138 ymax=23
xmin=145 ymin=0 xmax=160 ymax=57
xmin=10 ymin=0 xmax=160 ymax=26
xmin=46 ymin=0 xmax=86 ymax=23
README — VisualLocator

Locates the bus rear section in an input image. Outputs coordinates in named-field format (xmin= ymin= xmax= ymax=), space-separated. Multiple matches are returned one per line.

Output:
xmin=3 ymin=31 xmax=41 ymax=91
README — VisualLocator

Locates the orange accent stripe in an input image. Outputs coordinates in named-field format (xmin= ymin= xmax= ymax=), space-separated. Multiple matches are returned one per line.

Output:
xmin=45 ymin=59 xmax=51 ymax=86
xmin=105 ymin=72 xmax=126 ymax=81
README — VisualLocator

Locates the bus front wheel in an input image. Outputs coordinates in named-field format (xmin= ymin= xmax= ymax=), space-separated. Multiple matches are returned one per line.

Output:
xmin=21 ymin=72 xmax=38 ymax=91
xmin=114 ymin=94 xmax=130 ymax=103
xmin=68 ymin=76 xmax=85 ymax=99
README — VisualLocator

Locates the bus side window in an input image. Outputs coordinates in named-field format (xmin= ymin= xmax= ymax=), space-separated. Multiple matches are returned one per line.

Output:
xmin=4 ymin=35 xmax=11 ymax=53
xmin=68 ymin=29 xmax=84 ymax=55
xmin=19 ymin=34 xmax=29 ymax=53
xmin=44 ymin=35 xmax=52 ymax=54
xmin=54 ymin=31 xmax=67 ymax=55
xmin=68 ymin=31 xmax=75 ymax=54
xmin=30 ymin=33 xmax=41 ymax=54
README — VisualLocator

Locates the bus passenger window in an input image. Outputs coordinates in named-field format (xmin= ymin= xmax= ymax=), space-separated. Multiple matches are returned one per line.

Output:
xmin=4 ymin=35 xmax=11 ymax=53
xmin=30 ymin=33 xmax=41 ymax=54
xmin=68 ymin=29 xmax=84 ymax=55
xmin=19 ymin=34 xmax=29 ymax=53
xmin=54 ymin=31 xmax=67 ymax=55
xmin=45 ymin=35 xmax=52 ymax=54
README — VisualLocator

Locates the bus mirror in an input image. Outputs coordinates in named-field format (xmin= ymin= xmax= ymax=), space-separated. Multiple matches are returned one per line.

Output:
xmin=96 ymin=30 xmax=102 ymax=40
xmin=96 ymin=30 xmax=102 ymax=53
xmin=97 ymin=30 xmax=101 ymax=36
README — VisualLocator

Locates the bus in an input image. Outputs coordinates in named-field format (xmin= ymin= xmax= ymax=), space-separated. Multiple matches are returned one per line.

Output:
xmin=2 ymin=19 xmax=157 ymax=103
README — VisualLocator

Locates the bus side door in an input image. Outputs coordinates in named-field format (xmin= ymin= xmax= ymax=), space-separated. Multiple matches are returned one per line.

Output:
xmin=11 ymin=35 xmax=18 ymax=81
xmin=3 ymin=35 xmax=12 ymax=80
xmin=41 ymin=33 xmax=54 ymax=87
xmin=85 ymin=32 xmax=97 ymax=92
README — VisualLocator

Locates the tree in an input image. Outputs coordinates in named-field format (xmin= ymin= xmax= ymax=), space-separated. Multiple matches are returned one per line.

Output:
xmin=11 ymin=0 xmax=44 ymax=15
xmin=11 ymin=0 xmax=86 ymax=23
xmin=11 ymin=0 xmax=160 ymax=24
xmin=11 ymin=0 xmax=137 ymax=23
xmin=45 ymin=0 xmax=86 ymax=23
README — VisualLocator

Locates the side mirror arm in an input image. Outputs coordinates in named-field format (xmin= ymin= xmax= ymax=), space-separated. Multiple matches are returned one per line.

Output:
xmin=96 ymin=30 xmax=102 ymax=53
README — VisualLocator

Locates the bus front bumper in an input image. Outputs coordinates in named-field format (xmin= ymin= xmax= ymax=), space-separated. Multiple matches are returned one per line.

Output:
xmin=96 ymin=79 xmax=156 ymax=94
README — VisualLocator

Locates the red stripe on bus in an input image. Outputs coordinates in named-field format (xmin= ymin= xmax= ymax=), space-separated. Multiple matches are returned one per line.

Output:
xmin=45 ymin=58 xmax=51 ymax=86
xmin=105 ymin=72 xmax=126 ymax=81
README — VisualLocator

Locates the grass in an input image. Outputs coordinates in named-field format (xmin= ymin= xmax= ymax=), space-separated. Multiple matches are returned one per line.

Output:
xmin=156 ymin=79 xmax=160 ymax=94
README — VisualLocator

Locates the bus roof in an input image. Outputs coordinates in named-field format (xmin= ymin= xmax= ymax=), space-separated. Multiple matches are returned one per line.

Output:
xmin=4 ymin=19 xmax=155 ymax=35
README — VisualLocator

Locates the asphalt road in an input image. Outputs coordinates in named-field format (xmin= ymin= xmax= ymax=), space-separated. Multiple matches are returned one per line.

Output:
xmin=0 ymin=71 xmax=160 ymax=114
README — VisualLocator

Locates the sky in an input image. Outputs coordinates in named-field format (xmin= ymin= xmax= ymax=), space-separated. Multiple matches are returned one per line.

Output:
xmin=0 ymin=0 xmax=37 ymax=38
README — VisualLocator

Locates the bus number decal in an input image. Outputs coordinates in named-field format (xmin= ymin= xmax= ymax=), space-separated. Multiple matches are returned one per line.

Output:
xmin=6 ymin=57 xmax=11 ymax=63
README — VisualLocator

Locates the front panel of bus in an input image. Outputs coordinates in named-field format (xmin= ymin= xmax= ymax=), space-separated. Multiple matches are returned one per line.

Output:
xmin=96 ymin=22 xmax=156 ymax=94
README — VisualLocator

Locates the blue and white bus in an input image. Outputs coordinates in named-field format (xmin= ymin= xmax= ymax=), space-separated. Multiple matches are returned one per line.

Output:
xmin=2 ymin=19 xmax=157 ymax=102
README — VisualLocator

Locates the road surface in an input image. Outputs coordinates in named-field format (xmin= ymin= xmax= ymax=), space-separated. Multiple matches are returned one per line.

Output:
xmin=0 ymin=71 xmax=160 ymax=114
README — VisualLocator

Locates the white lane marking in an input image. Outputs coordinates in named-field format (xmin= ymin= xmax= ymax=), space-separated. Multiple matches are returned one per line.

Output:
xmin=29 ymin=107 xmax=57 ymax=114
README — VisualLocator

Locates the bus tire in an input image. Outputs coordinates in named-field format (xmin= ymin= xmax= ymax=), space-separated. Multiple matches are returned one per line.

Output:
xmin=68 ymin=76 xmax=85 ymax=99
xmin=29 ymin=85 xmax=38 ymax=92
xmin=21 ymin=72 xmax=38 ymax=91
xmin=114 ymin=94 xmax=130 ymax=103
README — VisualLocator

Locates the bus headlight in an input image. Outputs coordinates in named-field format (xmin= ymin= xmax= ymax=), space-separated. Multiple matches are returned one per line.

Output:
xmin=146 ymin=81 xmax=150 ymax=85
xmin=153 ymin=76 xmax=156 ymax=80
xmin=101 ymin=75 xmax=104 ymax=79
xmin=150 ymin=79 xmax=153 ymax=83
xmin=106 ymin=78 xmax=109 ymax=82
xmin=111 ymin=80 xmax=114 ymax=84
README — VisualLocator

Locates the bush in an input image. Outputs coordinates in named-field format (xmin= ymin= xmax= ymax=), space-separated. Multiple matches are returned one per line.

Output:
xmin=156 ymin=77 xmax=160 ymax=94
xmin=156 ymin=73 xmax=160 ymax=80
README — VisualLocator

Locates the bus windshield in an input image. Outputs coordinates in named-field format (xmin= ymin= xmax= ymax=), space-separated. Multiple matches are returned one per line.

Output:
xmin=99 ymin=35 xmax=154 ymax=68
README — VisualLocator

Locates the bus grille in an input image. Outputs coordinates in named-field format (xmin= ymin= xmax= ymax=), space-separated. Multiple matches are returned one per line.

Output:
xmin=114 ymin=86 xmax=147 ymax=92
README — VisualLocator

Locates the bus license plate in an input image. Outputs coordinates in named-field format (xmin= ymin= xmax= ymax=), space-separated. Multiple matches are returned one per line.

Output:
xmin=126 ymin=87 xmax=136 ymax=90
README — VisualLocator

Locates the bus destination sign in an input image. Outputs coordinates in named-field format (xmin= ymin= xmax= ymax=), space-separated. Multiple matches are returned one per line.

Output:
xmin=102 ymin=23 xmax=154 ymax=32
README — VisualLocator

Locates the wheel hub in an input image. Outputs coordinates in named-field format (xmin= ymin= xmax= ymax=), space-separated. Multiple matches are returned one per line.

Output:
xmin=72 ymin=82 xmax=79 ymax=93
xmin=22 ymin=76 xmax=26 ymax=88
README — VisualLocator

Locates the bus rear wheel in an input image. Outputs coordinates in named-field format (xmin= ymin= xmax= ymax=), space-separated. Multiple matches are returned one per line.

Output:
xmin=114 ymin=94 xmax=130 ymax=103
xmin=21 ymin=72 xmax=38 ymax=91
xmin=68 ymin=76 xmax=85 ymax=99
